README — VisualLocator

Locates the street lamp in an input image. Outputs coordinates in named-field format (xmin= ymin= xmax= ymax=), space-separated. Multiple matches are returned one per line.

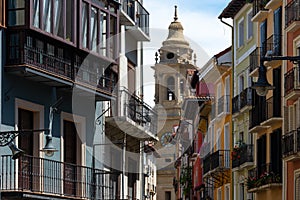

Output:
xmin=0 ymin=97 xmax=62 ymax=159
xmin=252 ymin=55 xmax=300 ymax=96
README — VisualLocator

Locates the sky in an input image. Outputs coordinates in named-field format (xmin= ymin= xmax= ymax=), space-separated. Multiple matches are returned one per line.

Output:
xmin=141 ymin=0 xmax=233 ymax=106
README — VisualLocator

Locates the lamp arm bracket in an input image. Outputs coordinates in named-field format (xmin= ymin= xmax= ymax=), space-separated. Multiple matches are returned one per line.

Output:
xmin=263 ymin=56 xmax=300 ymax=63
xmin=0 ymin=129 xmax=49 ymax=146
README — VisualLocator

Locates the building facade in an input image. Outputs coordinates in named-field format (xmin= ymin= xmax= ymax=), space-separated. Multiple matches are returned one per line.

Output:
xmin=0 ymin=0 xmax=156 ymax=200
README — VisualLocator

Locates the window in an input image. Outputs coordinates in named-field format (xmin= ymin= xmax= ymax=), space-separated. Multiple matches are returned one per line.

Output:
xmin=165 ymin=191 xmax=171 ymax=200
xmin=247 ymin=10 xmax=253 ymax=40
xmin=54 ymin=0 xmax=64 ymax=37
xmin=100 ymin=11 xmax=107 ymax=56
xmin=239 ymin=75 xmax=244 ymax=93
xmin=91 ymin=7 xmax=98 ymax=52
xmin=216 ymin=129 xmax=221 ymax=151
xmin=66 ymin=0 xmax=74 ymax=42
xmin=225 ymin=185 xmax=230 ymax=200
xmin=238 ymin=18 xmax=244 ymax=48
xmin=224 ymin=124 xmax=229 ymax=150
xmin=32 ymin=0 xmax=39 ymax=27
xmin=217 ymin=188 xmax=221 ymax=200
xmin=8 ymin=0 xmax=25 ymax=26
xmin=295 ymin=173 xmax=300 ymax=200
xmin=8 ymin=33 xmax=20 ymax=60
xmin=81 ymin=2 xmax=88 ymax=48
xmin=43 ymin=0 xmax=52 ymax=32
xmin=167 ymin=76 xmax=175 ymax=100
xmin=109 ymin=15 xmax=117 ymax=58
xmin=239 ymin=183 xmax=244 ymax=200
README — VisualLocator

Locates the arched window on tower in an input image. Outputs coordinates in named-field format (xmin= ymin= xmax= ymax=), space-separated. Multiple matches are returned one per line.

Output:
xmin=180 ymin=79 xmax=184 ymax=99
xmin=167 ymin=76 xmax=175 ymax=100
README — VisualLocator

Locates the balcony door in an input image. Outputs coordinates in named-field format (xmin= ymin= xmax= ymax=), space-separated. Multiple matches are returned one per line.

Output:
xmin=63 ymin=120 xmax=78 ymax=196
xmin=18 ymin=108 xmax=34 ymax=190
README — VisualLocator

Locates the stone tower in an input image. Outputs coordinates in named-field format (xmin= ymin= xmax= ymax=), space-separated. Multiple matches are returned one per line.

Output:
xmin=153 ymin=6 xmax=197 ymax=200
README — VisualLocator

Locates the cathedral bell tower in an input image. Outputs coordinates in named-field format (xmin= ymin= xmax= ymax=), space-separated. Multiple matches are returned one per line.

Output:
xmin=153 ymin=6 xmax=198 ymax=200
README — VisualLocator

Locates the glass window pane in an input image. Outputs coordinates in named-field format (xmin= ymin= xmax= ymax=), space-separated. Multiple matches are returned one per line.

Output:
xmin=0 ymin=0 xmax=3 ymax=26
xmin=91 ymin=7 xmax=98 ymax=52
xmin=54 ymin=0 xmax=64 ymax=37
xmin=43 ymin=0 xmax=52 ymax=33
xmin=109 ymin=15 xmax=116 ymax=58
xmin=100 ymin=12 xmax=107 ymax=56
xmin=81 ymin=2 xmax=88 ymax=48
xmin=8 ymin=10 xmax=25 ymax=26
xmin=8 ymin=0 xmax=25 ymax=9
xmin=66 ymin=0 xmax=74 ymax=42
xmin=33 ymin=0 xmax=40 ymax=28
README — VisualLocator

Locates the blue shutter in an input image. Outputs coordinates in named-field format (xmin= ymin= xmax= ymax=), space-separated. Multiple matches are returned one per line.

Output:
xmin=260 ymin=20 xmax=267 ymax=57
xmin=274 ymin=7 xmax=282 ymax=55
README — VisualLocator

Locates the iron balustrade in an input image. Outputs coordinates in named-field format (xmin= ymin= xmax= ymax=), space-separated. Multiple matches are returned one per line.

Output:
xmin=121 ymin=0 xmax=149 ymax=37
xmin=136 ymin=1 xmax=149 ymax=36
xmin=250 ymin=98 xmax=266 ymax=128
xmin=282 ymin=128 xmax=300 ymax=157
xmin=122 ymin=0 xmax=135 ymax=20
xmin=6 ymin=32 xmax=117 ymax=94
xmin=232 ymin=95 xmax=240 ymax=114
xmin=203 ymin=150 xmax=230 ymax=175
xmin=240 ymin=87 xmax=252 ymax=109
xmin=115 ymin=89 xmax=158 ymax=135
xmin=262 ymin=34 xmax=282 ymax=58
xmin=0 ymin=154 xmax=119 ymax=199
xmin=247 ymin=163 xmax=282 ymax=190
xmin=285 ymin=0 xmax=300 ymax=28
xmin=232 ymin=144 xmax=254 ymax=169
xmin=249 ymin=47 xmax=260 ymax=74
xmin=265 ymin=96 xmax=281 ymax=120
xmin=284 ymin=67 xmax=300 ymax=95
xmin=252 ymin=0 xmax=270 ymax=17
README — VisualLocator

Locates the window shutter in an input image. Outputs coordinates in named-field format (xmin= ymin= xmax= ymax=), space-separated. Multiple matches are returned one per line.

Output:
xmin=273 ymin=7 xmax=282 ymax=55
xmin=260 ymin=20 xmax=267 ymax=56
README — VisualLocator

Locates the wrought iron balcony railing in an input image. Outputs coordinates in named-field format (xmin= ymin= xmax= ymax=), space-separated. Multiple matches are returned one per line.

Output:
xmin=108 ymin=88 xmax=157 ymax=135
xmin=252 ymin=0 xmax=270 ymax=17
xmin=6 ymin=32 xmax=117 ymax=95
xmin=285 ymin=67 xmax=300 ymax=96
xmin=121 ymin=0 xmax=149 ymax=37
xmin=262 ymin=34 xmax=282 ymax=57
xmin=203 ymin=150 xmax=230 ymax=175
xmin=249 ymin=101 xmax=266 ymax=128
xmin=0 ymin=154 xmax=119 ymax=199
xmin=249 ymin=47 xmax=260 ymax=74
xmin=232 ymin=144 xmax=254 ymax=169
xmin=285 ymin=0 xmax=300 ymax=28
xmin=232 ymin=88 xmax=252 ymax=115
xmin=282 ymin=128 xmax=300 ymax=157
xmin=265 ymin=96 xmax=281 ymax=120
xmin=247 ymin=163 xmax=282 ymax=190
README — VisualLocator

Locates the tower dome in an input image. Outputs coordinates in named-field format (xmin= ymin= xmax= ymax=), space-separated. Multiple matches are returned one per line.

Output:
xmin=159 ymin=6 xmax=193 ymax=64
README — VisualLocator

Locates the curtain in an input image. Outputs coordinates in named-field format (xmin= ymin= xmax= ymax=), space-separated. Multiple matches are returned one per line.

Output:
xmin=33 ymin=0 xmax=39 ymax=27
xmin=54 ymin=0 xmax=63 ymax=36
xmin=91 ymin=7 xmax=98 ymax=52
xmin=81 ymin=2 xmax=88 ymax=48
xmin=43 ymin=0 xmax=51 ymax=32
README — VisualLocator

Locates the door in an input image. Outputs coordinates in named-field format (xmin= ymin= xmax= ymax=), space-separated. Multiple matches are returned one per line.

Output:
xmin=64 ymin=120 xmax=77 ymax=196
xmin=18 ymin=108 xmax=34 ymax=190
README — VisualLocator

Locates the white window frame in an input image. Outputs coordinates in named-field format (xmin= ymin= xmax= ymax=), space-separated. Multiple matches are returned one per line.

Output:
xmin=247 ymin=9 xmax=253 ymax=40
xmin=238 ymin=18 xmax=245 ymax=48
xmin=239 ymin=74 xmax=244 ymax=94
xmin=224 ymin=123 xmax=230 ymax=150
xmin=225 ymin=184 xmax=230 ymax=200
xmin=217 ymin=187 xmax=222 ymax=200
xmin=217 ymin=128 xmax=221 ymax=151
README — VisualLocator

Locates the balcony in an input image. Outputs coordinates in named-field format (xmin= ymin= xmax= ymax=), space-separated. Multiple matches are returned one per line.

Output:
xmin=232 ymin=144 xmax=254 ymax=170
xmin=249 ymin=100 xmax=268 ymax=133
xmin=285 ymin=0 xmax=300 ymax=32
xmin=262 ymin=34 xmax=282 ymax=67
xmin=260 ymin=96 xmax=282 ymax=126
xmin=284 ymin=67 xmax=300 ymax=101
xmin=252 ymin=0 xmax=270 ymax=22
xmin=247 ymin=163 xmax=282 ymax=193
xmin=5 ymin=32 xmax=117 ymax=101
xmin=105 ymin=88 xmax=158 ymax=144
xmin=282 ymin=128 xmax=300 ymax=160
xmin=0 ymin=154 xmax=119 ymax=200
xmin=249 ymin=47 xmax=260 ymax=77
xmin=120 ymin=0 xmax=150 ymax=41
xmin=202 ymin=150 xmax=230 ymax=187
xmin=232 ymin=88 xmax=252 ymax=116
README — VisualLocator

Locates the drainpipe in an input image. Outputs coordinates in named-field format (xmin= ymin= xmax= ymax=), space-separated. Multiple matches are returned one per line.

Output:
xmin=219 ymin=17 xmax=234 ymax=200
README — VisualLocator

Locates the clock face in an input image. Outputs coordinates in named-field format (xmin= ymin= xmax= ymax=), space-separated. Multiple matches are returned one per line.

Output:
xmin=161 ymin=132 xmax=173 ymax=147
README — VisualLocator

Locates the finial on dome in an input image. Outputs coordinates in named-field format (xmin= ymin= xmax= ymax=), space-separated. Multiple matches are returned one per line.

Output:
xmin=194 ymin=53 xmax=197 ymax=66
xmin=174 ymin=5 xmax=178 ymax=21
